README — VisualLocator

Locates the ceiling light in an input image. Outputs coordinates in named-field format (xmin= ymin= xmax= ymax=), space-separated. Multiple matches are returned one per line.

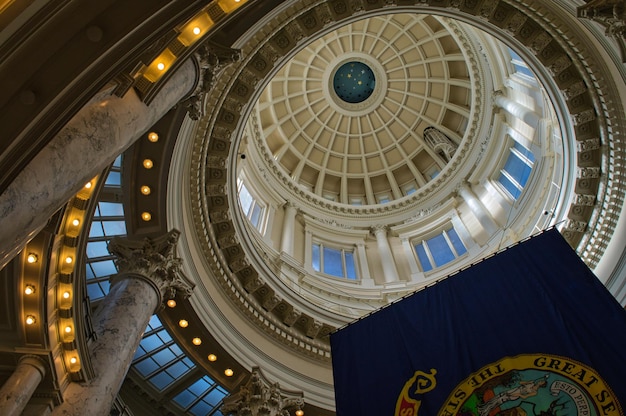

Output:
xmin=208 ymin=354 xmax=217 ymax=362
xmin=178 ymin=319 xmax=188 ymax=328
xmin=224 ymin=368 xmax=234 ymax=376
xmin=63 ymin=291 xmax=71 ymax=299
xmin=25 ymin=315 xmax=36 ymax=325
xmin=143 ymin=159 xmax=154 ymax=169
xmin=193 ymin=27 xmax=201 ymax=35
xmin=65 ymin=256 xmax=73 ymax=264
xmin=26 ymin=253 xmax=38 ymax=263
xmin=167 ymin=299 xmax=177 ymax=308
xmin=141 ymin=212 xmax=152 ymax=221
xmin=69 ymin=357 xmax=78 ymax=364
xmin=71 ymin=219 xmax=80 ymax=227
xmin=296 ymin=411 xmax=304 ymax=416
xmin=65 ymin=325 xmax=72 ymax=333
xmin=192 ymin=337 xmax=202 ymax=345
xmin=148 ymin=132 xmax=159 ymax=142
xmin=140 ymin=185 xmax=151 ymax=195
xmin=157 ymin=62 xmax=165 ymax=71
xmin=84 ymin=181 xmax=92 ymax=189
xmin=24 ymin=285 xmax=35 ymax=295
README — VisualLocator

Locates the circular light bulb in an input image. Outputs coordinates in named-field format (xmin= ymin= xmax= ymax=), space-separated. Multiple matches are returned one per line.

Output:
xmin=193 ymin=27 xmax=201 ymax=35
xmin=148 ymin=132 xmax=159 ymax=142
xmin=296 ymin=410 xmax=304 ymax=416
xmin=157 ymin=62 xmax=165 ymax=71
xmin=167 ymin=299 xmax=177 ymax=308
xmin=65 ymin=325 xmax=72 ymax=333
xmin=69 ymin=357 xmax=77 ymax=364
xmin=26 ymin=253 xmax=38 ymax=263
xmin=141 ymin=212 xmax=152 ymax=221
xmin=178 ymin=319 xmax=188 ymax=328
xmin=192 ymin=337 xmax=202 ymax=345
xmin=224 ymin=368 xmax=234 ymax=377
xmin=24 ymin=285 xmax=35 ymax=295
xmin=208 ymin=354 xmax=217 ymax=362
xmin=140 ymin=185 xmax=151 ymax=195
xmin=65 ymin=256 xmax=73 ymax=264
xmin=84 ymin=182 xmax=92 ymax=189
xmin=72 ymin=218 xmax=80 ymax=227
xmin=63 ymin=291 xmax=71 ymax=299
xmin=143 ymin=159 xmax=153 ymax=169
xmin=25 ymin=315 xmax=36 ymax=325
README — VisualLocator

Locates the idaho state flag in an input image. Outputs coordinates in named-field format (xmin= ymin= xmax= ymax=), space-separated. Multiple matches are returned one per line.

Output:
xmin=330 ymin=229 xmax=626 ymax=416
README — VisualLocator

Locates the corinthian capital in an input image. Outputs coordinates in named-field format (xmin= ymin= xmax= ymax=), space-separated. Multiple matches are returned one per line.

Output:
xmin=108 ymin=230 xmax=194 ymax=305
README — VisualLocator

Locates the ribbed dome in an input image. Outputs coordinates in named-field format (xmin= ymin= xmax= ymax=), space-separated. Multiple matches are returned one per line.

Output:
xmin=256 ymin=14 xmax=472 ymax=205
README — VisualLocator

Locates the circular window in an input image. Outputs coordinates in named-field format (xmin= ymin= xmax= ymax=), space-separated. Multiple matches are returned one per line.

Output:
xmin=332 ymin=61 xmax=376 ymax=104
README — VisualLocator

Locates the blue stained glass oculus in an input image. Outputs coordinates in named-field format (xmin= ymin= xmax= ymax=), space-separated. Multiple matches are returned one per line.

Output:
xmin=333 ymin=61 xmax=376 ymax=104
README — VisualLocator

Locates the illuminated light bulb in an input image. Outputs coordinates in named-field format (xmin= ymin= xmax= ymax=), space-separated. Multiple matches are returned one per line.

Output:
xmin=143 ymin=159 xmax=153 ymax=169
xmin=69 ymin=357 xmax=78 ymax=364
xmin=72 ymin=218 xmax=80 ymax=227
xmin=208 ymin=354 xmax=217 ymax=362
xmin=178 ymin=319 xmax=188 ymax=328
xmin=27 ymin=253 xmax=38 ymax=263
xmin=25 ymin=315 xmax=36 ymax=325
xmin=224 ymin=368 xmax=234 ymax=377
xmin=295 ymin=410 xmax=304 ymax=416
xmin=63 ymin=291 xmax=71 ymax=299
xmin=141 ymin=212 xmax=152 ymax=221
xmin=24 ymin=285 xmax=35 ymax=295
xmin=192 ymin=337 xmax=202 ymax=345
xmin=148 ymin=132 xmax=159 ymax=142
xmin=193 ymin=27 xmax=201 ymax=35
xmin=167 ymin=299 xmax=177 ymax=308
xmin=157 ymin=62 xmax=165 ymax=71
xmin=140 ymin=185 xmax=151 ymax=195
xmin=65 ymin=325 xmax=72 ymax=333
xmin=84 ymin=181 xmax=92 ymax=189
xmin=65 ymin=256 xmax=73 ymax=264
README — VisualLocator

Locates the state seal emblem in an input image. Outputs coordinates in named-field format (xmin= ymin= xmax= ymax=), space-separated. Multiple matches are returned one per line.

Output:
xmin=395 ymin=354 xmax=623 ymax=416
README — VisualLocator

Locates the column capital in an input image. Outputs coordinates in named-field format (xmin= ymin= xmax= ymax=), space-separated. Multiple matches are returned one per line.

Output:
xmin=108 ymin=230 xmax=194 ymax=307
xmin=371 ymin=224 xmax=388 ymax=235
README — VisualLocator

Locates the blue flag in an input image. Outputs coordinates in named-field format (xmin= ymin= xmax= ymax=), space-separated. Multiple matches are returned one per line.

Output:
xmin=330 ymin=229 xmax=626 ymax=416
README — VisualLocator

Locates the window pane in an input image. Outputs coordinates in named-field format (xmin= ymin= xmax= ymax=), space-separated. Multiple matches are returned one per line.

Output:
xmin=102 ymin=221 xmax=126 ymax=236
xmin=323 ymin=247 xmax=343 ymax=277
xmin=238 ymin=184 xmax=253 ymax=215
xmin=447 ymin=228 xmax=467 ymax=256
xmin=149 ymin=371 xmax=175 ymax=391
xmin=86 ymin=282 xmax=108 ymax=300
xmin=415 ymin=243 xmax=433 ymax=272
xmin=499 ymin=173 xmax=521 ymax=199
xmin=312 ymin=244 xmax=321 ymax=272
xmin=104 ymin=171 xmax=121 ymax=186
xmin=427 ymin=234 xmax=455 ymax=267
xmin=86 ymin=241 xmax=110 ymax=258
xmin=88 ymin=260 xmax=117 ymax=277
xmin=98 ymin=202 xmax=124 ymax=217
xmin=249 ymin=204 xmax=262 ymax=227
xmin=134 ymin=357 xmax=159 ymax=377
xmin=174 ymin=389 xmax=196 ymax=408
xmin=190 ymin=401 xmax=212 ymax=416
xmin=503 ymin=153 xmax=532 ymax=188
xmin=344 ymin=252 xmax=357 ymax=280
xmin=204 ymin=387 xmax=227 ymax=406
xmin=89 ymin=222 xmax=105 ymax=238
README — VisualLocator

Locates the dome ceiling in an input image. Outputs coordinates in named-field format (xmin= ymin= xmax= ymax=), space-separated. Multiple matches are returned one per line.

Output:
xmin=256 ymin=14 xmax=472 ymax=205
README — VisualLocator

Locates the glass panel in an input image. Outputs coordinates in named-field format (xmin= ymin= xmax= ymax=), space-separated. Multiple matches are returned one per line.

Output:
xmin=174 ymin=389 xmax=196 ymax=408
xmin=503 ymin=153 xmax=532 ymax=188
xmin=86 ymin=282 xmax=107 ymax=300
xmin=86 ymin=241 xmax=110 ymax=258
xmin=447 ymin=228 xmax=467 ymax=256
xmin=312 ymin=244 xmax=321 ymax=272
xmin=499 ymin=172 xmax=521 ymax=199
xmin=204 ymin=387 xmax=227 ymax=406
xmin=134 ymin=357 xmax=159 ymax=377
xmin=152 ymin=348 xmax=177 ymax=366
xmin=344 ymin=251 xmax=357 ymax=280
xmin=190 ymin=401 xmax=212 ymax=416
xmin=323 ymin=247 xmax=343 ymax=277
xmin=149 ymin=371 xmax=175 ymax=391
xmin=112 ymin=155 xmax=122 ymax=168
xmin=147 ymin=315 xmax=163 ymax=331
xmin=427 ymin=234 xmax=455 ymax=267
xmin=415 ymin=243 xmax=432 ymax=272
xmin=513 ymin=141 xmax=535 ymax=163
xmin=189 ymin=377 xmax=212 ymax=396
xmin=89 ymin=222 xmax=105 ymax=238
xmin=238 ymin=184 xmax=253 ymax=215
xmin=88 ymin=260 xmax=117 ymax=277
xmin=104 ymin=171 xmax=121 ymax=186
xmin=249 ymin=203 xmax=262 ymax=227
xmin=98 ymin=202 xmax=124 ymax=217
xmin=102 ymin=221 xmax=127 ymax=236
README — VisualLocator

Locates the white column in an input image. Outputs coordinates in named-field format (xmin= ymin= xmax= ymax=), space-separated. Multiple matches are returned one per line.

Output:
xmin=458 ymin=182 xmax=499 ymax=235
xmin=280 ymin=202 xmax=297 ymax=256
xmin=401 ymin=237 xmax=423 ymax=282
xmin=51 ymin=230 xmax=194 ymax=416
xmin=0 ymin=355 xmax=46 ymax=416
xmin=372 ymin=225 xmax=400 ymax=283
xmin=356 ymin=242 xmax=374 ymax=287
xmin=494 ymin=93 xmax=540 ymax=126
xmin=0 ymin=59 xmax=198 ymax=270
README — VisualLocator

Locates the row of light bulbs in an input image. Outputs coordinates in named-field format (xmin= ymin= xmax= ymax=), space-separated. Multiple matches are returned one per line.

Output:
xmin=167 ymin=299 xmax=234 ymax=377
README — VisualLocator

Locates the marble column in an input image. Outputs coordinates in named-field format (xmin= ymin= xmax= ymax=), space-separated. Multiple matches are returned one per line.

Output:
xmin=494 ymin=93 xmax=540 ymax=127
xmin=0 ymin=59 xmax=198 ymax=270
xmin=51 ymin=230 xmax=194 ymax=416
xmin=372 ymin=225 xmax=400 ymax=283
xmin=457 ymin=182 xmax=499 ymax=235
xmin=0 ymin=355 xmax=47 ymax=416
xmin=280 ymin=202 xmax=298 ymax=256
xmin=222 ymin=367 xmax=304 ymax=416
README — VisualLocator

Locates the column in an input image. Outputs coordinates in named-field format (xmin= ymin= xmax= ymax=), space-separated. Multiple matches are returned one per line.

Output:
xmin=494 ymin=92 xmax=540 ymax=126
xmin=0 ymin=58 xmax=198 ymax=270
xmin=372 ymin=225 xmax=400 ymax=284
xmin=280 ymin=202 xmax=298 ymax=256
xmin=222 ymin=367 xmax=304 ymax=416
xmin=356 ymin=242 xmax=374 ymax=287
xmin=0 ymin=355 xmax=47 ymax=416
xmin=400 ymin=237 xmax=422 ymax=282
xmin=51 ymin=230 xmax=194 ymax=416
xmin=457 ymin=182 xmax=499 ymax=235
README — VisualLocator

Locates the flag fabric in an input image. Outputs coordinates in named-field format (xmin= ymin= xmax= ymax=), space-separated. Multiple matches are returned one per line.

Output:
xmin=330 ymin=229 xmax=626 ymax=416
